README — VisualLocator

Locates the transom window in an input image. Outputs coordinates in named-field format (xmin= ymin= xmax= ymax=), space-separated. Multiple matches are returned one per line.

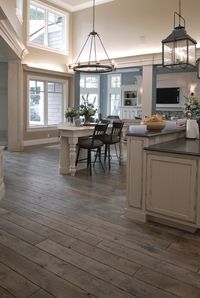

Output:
xmin=28 ymin=76 xmax=67 ymax=127
xmin=110 ymin=75 xmax=121 ymax=88
xmin=28 ymin=1 xmax=67 ymax=52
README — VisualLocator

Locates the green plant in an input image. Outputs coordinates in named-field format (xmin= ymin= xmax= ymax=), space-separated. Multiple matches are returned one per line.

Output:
xmin=79 ymin=94 xmax=97 ymax=122
xmin=184 ymin=94 xmax=200 ymax=119
xmin=65 ymin=107 xmax=78 ymax=122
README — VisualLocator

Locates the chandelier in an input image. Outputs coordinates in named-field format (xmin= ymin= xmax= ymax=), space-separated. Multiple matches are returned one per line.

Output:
xmin=68 ymin=0 xmax=116 ymax=73
xmin=162 ymin=0 xmax=197 ymax=68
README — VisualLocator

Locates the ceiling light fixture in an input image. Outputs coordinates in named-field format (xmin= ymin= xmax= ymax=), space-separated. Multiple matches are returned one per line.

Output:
xmin=68 ymin=0 xmax=116 ymax=73
xmin=162 ymin=0 xmax=197 ymax=69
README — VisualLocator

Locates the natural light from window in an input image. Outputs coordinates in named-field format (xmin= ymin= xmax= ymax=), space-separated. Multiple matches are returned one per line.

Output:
xmin=29 ymin=1 xmax=67 ymax=52
xmin=28 ymin=77 xmax=66 ymax=127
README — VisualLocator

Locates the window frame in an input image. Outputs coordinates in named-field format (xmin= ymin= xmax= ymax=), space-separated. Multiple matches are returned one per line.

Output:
xmin=27 ymin=74 xmax=67 ymax=130
xmin=107 ymin=74 xmax=121 ymax=116
xmin=80 ymin=74 xmax=100 ymax=111
xmin=27 ymin=0 xmax=69 ymax=54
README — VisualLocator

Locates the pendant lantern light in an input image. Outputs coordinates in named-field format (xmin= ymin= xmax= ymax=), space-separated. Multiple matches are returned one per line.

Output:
xmin=162 ymin=0 xmax=197 ymax=68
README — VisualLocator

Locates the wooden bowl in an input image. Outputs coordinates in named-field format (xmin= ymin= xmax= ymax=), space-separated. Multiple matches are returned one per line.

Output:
xmin=146 ymin=121 xmax=166 ymax=131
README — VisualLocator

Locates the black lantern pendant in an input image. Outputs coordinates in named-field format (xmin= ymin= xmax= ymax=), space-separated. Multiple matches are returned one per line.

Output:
xmin=162 ymin=0 xmax=197 ymax=68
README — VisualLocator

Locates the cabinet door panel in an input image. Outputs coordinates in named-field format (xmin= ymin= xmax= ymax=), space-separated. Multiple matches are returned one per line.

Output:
xmin=146 ymin=154 xmax=197 ymax=222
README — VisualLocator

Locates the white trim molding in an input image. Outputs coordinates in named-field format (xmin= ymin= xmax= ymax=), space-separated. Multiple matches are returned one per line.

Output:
xmin=0 ymin=6 xmax=28 ymax=59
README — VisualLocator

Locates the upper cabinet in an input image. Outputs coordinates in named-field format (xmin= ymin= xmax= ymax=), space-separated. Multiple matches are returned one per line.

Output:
xmin=122 ymin=85 xmax=138 ymax=107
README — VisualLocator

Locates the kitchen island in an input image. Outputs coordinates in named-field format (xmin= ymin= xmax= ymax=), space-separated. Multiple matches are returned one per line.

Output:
xmin=124 ymin=124 xmax=200 ymax=231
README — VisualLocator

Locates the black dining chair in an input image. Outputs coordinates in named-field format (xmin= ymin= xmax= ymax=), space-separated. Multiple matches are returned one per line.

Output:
xmin=75 ymin=123 xmax=108 ymax=176
xmin=102 ymin=122 xmax=124 ymax=169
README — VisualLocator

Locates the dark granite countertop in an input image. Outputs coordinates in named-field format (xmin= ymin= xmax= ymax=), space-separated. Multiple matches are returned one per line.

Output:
xmin=145 ymin=138 xmax=200 ymax=156
xmin=127 ymin=123 xmax=185 ymax=137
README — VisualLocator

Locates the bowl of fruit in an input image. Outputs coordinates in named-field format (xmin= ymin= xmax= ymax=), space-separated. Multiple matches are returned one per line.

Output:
xmin=143 ymin=115 xmax=166 ymax=131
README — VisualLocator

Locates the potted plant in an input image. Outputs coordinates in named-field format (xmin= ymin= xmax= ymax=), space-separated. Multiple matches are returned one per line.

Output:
xmin=65 ymin=107 xmax=78 ymax=124
xmin=79 ymin=94 xmax=97 ymax=123
xmin=184 ymin=93 xmax=200 ymax=139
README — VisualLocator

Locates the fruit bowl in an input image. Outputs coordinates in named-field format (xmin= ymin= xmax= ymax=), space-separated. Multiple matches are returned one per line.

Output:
xmin=146 ymin=121 xmax=166 ymax=131
xmin=143 ymin=115 xmax=166 ymax=131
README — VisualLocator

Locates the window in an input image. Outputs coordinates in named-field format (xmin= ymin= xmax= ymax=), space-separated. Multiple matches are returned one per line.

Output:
xmin=110 ymin=75 xmax=121 ymax=88
xmin=28 ymin=76 xmax=66 ymax=127
xmin=108 ymin=74 xmax=121 ymax=116
xmin=80 ymin=74 xmax=100 ymax=115
xmin=28 ymin=1 xmax=68 ymax=52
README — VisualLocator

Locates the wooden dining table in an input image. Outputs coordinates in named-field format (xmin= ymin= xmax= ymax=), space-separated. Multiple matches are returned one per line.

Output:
xmin=58 ymin=123 xmax=127 ymax=176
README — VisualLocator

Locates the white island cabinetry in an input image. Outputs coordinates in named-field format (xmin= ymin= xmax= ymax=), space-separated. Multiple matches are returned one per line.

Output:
xmin=124 ymin=126 xmax=200 ymax=232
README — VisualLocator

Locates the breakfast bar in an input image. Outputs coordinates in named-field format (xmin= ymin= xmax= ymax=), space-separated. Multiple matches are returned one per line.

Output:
xmin=124 ymin=124 xmax=200 ymax=231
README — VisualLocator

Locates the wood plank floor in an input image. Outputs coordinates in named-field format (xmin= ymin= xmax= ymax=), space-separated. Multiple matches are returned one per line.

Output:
xmin=1 ymin=145 xmax=200 ymax=297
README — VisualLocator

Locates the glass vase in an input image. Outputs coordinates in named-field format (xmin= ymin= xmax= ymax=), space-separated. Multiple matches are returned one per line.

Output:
xmin=186 ymin=119 xmax=199 ymax=139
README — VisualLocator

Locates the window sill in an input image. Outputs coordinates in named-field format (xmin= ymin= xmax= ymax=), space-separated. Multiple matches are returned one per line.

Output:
xmin=27 ymin=126 xmax=58 ymax=132
xmin=26 ymin=41 xmax=68 ymax=56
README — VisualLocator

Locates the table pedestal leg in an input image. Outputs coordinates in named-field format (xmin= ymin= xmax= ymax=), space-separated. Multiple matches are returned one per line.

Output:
xmin=59 ymin=136 xmax=70 ymax=174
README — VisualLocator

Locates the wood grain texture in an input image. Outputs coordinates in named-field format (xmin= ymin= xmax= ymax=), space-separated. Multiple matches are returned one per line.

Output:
xmin=1 ymin=145 xmax=200 ymax=297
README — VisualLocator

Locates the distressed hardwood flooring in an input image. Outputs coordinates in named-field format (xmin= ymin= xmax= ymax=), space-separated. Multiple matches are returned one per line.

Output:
xmin=1 ymin=145 xmax=200 ymax=297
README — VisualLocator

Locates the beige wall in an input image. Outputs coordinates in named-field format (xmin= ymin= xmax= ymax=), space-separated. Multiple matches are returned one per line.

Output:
xmin=72 ymin=0 xmax=200 ymax=62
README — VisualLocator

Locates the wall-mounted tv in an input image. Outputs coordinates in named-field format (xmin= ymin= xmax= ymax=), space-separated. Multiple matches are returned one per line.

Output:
xmin=156 ymin=87 xmax=180 ymax=104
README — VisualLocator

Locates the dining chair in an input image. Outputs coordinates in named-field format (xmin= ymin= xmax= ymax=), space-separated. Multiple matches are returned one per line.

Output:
xmin=102 ymin=122 xmax=124 ymax=169
xmin=75 ymin=123 xmax=108 ymax=176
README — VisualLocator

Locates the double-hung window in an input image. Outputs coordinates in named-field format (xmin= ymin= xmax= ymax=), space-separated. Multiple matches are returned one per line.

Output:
xmin=28 ymin=1 xmax=68 ymax=53
xmin=28 ymin=76 xmax=67 ymax=128
xmin=80 ymin=74 xmax=100 ymax=115
xmin=107 ymin=74 xmax=121 ymax=116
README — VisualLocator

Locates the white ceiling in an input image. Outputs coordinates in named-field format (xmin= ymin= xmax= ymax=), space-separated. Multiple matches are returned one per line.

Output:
xmin=47 ymin=0 xmax=114 ymax=12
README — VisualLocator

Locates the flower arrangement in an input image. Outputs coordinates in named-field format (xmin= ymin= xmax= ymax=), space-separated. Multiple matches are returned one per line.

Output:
xmin=65 ymin=107 xmax=78 ymax=123
xmin=184 ymin=94 xmax=200 ymax=119
xmin=79 ymin=94 xmax=97 ymax=122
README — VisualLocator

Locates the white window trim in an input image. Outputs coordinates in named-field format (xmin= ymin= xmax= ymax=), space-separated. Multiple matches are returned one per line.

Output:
xmin=16 ymin=0 xmax=23 ymax=23
xmin=27 ymin=0 xmax=69 ymax=54
xmin=27 ymin=74 xmax=67 ymax=130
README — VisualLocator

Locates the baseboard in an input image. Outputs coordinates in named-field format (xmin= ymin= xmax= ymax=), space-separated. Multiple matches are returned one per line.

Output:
xmin=23 ymin=137 xmax=59 ymax=147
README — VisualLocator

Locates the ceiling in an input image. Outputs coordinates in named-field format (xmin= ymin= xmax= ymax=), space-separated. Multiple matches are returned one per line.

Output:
xmin=47 ymin=0 xmax=114 ymax=12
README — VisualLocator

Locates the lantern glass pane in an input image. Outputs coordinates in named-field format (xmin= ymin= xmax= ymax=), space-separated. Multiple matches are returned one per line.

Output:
xmin=174 ymin=40 xmax=187 ymax=64
xmin=188 ymin=40 xmax=196 ymax=65
xmin=163 ymin=42 xmax=173 ymax=65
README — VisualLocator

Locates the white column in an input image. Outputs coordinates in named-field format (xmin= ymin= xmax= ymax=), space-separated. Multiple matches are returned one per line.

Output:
xmin=141 ymin=65 xmax=156 ymax=119
xmin=0 ymin=146 xmax=5 ymax=200
xmin=8 ymin=60 xmax=24 ymax=151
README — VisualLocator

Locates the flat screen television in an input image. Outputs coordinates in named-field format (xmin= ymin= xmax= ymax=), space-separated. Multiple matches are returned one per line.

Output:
xmin=156 ymin=87 xmax=180 ymax=104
